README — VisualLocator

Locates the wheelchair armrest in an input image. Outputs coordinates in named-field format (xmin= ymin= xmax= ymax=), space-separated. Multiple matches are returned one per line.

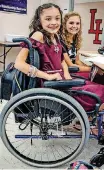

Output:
xmin=68 ymin=66 xmax=79 ymax=73
xmin=43 ymin=79 xmax=85 ymax=88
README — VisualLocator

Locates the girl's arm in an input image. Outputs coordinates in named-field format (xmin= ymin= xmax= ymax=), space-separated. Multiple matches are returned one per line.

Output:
xmin=64 ymin=52 xmax=91 ymax=72
xmin=75 ymin=52 xmax=90 ymax=66
xmin=14 ymin=48 xmax=30 ymax=74
xmin=75 ymin=59 xmax=87 ymax=66
xmin=75 ymin=54 xmax=86 ymax=66
xmin=61 ymin=60 xmax=72 ymax=80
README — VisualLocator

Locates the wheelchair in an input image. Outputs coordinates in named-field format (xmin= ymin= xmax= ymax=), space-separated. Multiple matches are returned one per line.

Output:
xmin=0 ymin=38 xmax=104 ymax=168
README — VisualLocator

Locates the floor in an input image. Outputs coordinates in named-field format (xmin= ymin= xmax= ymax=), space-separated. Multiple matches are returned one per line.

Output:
xmin=0 ymin=100 xmax=104 ymax=170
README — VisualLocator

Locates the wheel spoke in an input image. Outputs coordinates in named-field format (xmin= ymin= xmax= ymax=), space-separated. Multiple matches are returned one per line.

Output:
xmin=1 ymin=89 xmax=89 ymax=168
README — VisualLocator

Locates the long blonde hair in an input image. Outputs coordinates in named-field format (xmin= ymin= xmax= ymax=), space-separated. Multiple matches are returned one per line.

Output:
xmin=62 ymin=12 xmax=82 ymax=51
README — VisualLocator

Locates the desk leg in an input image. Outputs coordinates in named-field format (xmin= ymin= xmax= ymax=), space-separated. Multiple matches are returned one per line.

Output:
xmin=3 ymin=46 xmax=6 ymax=71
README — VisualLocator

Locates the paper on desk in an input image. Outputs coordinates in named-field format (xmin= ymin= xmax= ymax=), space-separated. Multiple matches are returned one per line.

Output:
xmin=85 ymin=53 xmax=103 ymax=57
xmin=85 ymin=56 xmax=104 ymax=64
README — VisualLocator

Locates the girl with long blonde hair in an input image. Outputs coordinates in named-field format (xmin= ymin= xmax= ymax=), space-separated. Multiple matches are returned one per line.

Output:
xmin=62 ymin=11 xmax=104 ymax=83
xmin=62 ymin=12 xmax=90 ymax=71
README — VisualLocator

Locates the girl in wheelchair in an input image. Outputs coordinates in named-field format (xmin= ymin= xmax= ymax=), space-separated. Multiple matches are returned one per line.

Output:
xmin=61 ymin=11 xmax=104 ymax=84
xmin=1 ymin=3 xmax=104 ymax=168
xmin=14 ymin=3 xmax=104 ymax=113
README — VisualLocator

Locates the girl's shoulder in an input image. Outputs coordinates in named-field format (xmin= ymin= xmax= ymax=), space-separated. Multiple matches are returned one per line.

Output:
xmin=31 ymin=31 xmax=44 ymax=43
xmin=20 ymin=32 xmax=44 ymax=49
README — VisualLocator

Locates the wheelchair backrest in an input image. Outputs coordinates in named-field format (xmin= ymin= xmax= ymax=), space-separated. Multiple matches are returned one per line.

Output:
xmin=0 ymin=38 xmax=41 ymax=100
xmin=33 ymin=49 xmax=40 ymax=69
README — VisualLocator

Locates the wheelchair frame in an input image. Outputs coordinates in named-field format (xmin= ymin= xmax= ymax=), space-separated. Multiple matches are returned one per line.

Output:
xmin=0 ymin=38 xmax=104 ymax=168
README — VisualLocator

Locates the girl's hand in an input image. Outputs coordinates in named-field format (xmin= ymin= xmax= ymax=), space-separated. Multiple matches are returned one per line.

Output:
xmin=64 ymin=73 xmax=72 ymax=80
xmin=97 ymin=68 xmax=104 ymax=75
xmin=47 ymin=73 xmax=62 ymax=80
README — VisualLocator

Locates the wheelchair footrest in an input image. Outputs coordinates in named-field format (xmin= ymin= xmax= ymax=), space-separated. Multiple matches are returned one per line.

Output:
xmin=44 ymin=79 xmax=86 ymax=88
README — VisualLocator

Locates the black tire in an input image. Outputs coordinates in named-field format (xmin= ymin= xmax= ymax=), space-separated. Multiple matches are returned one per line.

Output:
xmin=90 ymin=154 xmax=103 ymax=167
xmin=1 ymin=88 xmax=90 ymax=168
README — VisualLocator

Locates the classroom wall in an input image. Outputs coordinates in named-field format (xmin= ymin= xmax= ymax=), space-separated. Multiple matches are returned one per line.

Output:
xmin=0 ymin=0 xmax=41 ymax=71
xmin=74 ymin=1 xmax=104 ymax=51
xmin=47 ymin=0 xmax=69 ymax=13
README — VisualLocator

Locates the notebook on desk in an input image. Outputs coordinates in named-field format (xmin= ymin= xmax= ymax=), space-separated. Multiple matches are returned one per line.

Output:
xmin=85 ymin=56 xmax=104 ymax=64
xmin=80 ymin=51 xmax=103 ymax=57
xmin=85 ymin=53 xmax=103 ymax=57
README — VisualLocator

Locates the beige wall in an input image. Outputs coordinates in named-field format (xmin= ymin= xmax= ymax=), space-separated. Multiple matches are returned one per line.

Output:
xmin=75 ymin=2 xmax=104 ymax=51
xmin=47 ymin=0 xmax=69 ymax=13
xmin=0 ymin=0 xmax=41 ymax=71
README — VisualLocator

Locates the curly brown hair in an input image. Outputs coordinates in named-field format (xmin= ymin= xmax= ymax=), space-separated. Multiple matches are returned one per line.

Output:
xmin=62 ymin=12 xmax=82 ymax=51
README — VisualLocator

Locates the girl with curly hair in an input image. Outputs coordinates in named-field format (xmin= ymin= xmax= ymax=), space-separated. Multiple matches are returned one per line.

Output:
xmin=62 ymin=12 xmax=104 ymax=84
xmin=62 ymin=12 xmax=90 ymax=71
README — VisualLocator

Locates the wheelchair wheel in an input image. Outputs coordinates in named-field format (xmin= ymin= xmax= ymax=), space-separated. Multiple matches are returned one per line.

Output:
xmin=90 ymin=154 xmax=104 ymax=167
xmin=90 ymin=147 xmax=104 ymax=167
xmin=1 ymin=88 xmax=90 ymax=168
